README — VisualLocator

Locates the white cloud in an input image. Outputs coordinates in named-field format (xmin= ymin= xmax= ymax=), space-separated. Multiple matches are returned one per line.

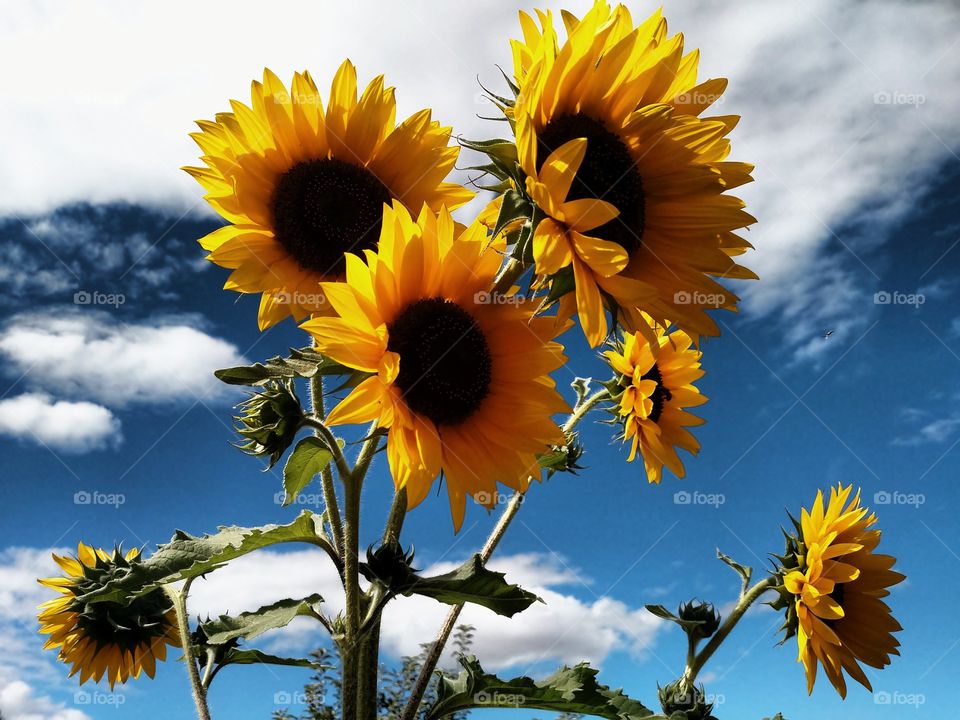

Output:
xmin=0 ymin=393 xmax=119 ymax=452
xmin=188 ymin=548 xmax=662 ymax=672
xmin=894 ymin=413 xmax=960 ymax=446
xmin=0 ymin=680 xmax=90 ymax=720
xmin=0 ymin=311 xmax=245 ymax=407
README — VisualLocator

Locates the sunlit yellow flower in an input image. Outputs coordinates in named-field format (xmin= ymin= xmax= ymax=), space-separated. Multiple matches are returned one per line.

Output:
xmin=512 ymin=2 xmax=756 ymax=345
xmin=604 ymin=323 xmax=706 ymax=483
xmin=185 ymin=63 xmax=473 ymax=329
xmin=781 ymin=485 xmax=904 ymax=698
xmin=302 ymin=203 xmax=569 ymax=530
xmin=38 ymin=544 xmax=180 ymax=688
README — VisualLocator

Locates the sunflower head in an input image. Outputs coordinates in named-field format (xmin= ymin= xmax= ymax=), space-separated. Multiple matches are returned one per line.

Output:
xmin=234 ymin=379 xmax=305 ymax=468
xmin=602 ymin=323 xmax=706 ymax=483
xmin=38 ymin=543 xmax=180 ymax=688
xmin=302 ymin=202 xmax=570 ymax=530
xmin=502 ymin=2 xmax=756 ymax=347
xmin=185 ymin=63 xmax=472 ymax=330
xmin=772 ymin=485 xmax=905 ymax=698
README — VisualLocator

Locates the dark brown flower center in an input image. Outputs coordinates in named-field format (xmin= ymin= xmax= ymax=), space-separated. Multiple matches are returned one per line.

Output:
xmin=640 ymin=363 xmax=671 ymax=424
xmin=387 ymin=298 xmax=492 ymax=426
xmin=270 ymin=158 xmax=392 ymax=275
xmin=537 ymin=113 xmax=645 ymax=253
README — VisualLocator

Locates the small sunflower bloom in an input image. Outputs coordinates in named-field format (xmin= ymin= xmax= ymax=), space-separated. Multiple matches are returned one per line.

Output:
xmin=38 ymin=544 xmax=180 ymax=688
xmin=185 ymin=62 xmax=473 ymax=330
xmin=776 ymin=485 xmax=905 ymax=698
xmin=511 ymin=2 xmax=756 ymax=343
xmin=604 ymin=324 xmax=706 ymax=483
xmin=302 ymin=203 xmax=570 ymax=530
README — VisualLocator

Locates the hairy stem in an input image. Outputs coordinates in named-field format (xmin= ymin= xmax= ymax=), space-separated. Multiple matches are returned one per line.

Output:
xmin=399 ymin=390 xmax=609 ymax=720
xmin=681 ymin=576 xmax=778 ymax=691
xmin=165 ymin=580 xmax=211 ymax=720
xmin=309 ymin=373 xmax=344 ymax=556
xmin=341 ymin=473 xmax=362 ymax=720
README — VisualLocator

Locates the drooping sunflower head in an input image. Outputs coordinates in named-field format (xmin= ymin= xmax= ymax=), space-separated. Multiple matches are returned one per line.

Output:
xmin=186 ymin=62 xmax=473 ymax=330
xmin=603 ymin=321 xmax=706 ymax=483
xmin=772 ymin=485 xmax=905 ymax=698
xmin=508 ymin=2 xmax=755 ymax=346
xmin=302 ymin=202 xmax=570 ymax=530
xmin=38 ymin=543 xmax=180 ymax=688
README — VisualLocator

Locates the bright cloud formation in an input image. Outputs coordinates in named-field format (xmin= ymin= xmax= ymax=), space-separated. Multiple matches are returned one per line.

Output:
xmin=0 ymin=393 xmax=119 ymax=452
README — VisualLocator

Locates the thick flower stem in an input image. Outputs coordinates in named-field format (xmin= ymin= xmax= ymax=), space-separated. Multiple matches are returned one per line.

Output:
xmin=341 ymin=474 xmax=362 ymax=720
xmin=309 ymin=373 xmax=344 ymax=555
xmin=680 ymin=575 xmax=778 ymax=691
xmin=399 ymin=390 xmax=609 ymax=720
xmin=165 ymin=580 xmax=211 ymax=720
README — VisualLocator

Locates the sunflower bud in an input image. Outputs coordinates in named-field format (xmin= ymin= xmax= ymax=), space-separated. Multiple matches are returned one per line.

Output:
xmin=234 ymin=380 xmax=304 ymax=468
xmin=658 ymin=681 xmax=718 ymax=720
xmin=537 ymin=431 xmax=584 ymax=476
xmin=678 ymin=601 xmax=721 ymax=642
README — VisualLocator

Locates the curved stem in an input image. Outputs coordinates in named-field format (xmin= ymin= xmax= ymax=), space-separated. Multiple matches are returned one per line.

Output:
xmin=399 ymin=390 xmax=609 ymax=720
xmin=165 ymin=580 xmax=211 ymax=720
xmin=309 ymin=373 xmax=344 ymax=556
xmin=681 ymin=576 xmax=778 ymax=691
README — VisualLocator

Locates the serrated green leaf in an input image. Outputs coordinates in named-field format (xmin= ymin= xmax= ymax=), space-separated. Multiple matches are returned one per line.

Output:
xmin=215 ymin=347 xmax=350 ymax=386
xmin=200 ymin=595 xmax=325 ymax=645
xmin=218 ymin=648 xmax=326 ymax=670
xmin=427 ymin=655 xmax=662 ymax=719
xmin=282 ymin=437 xmax=338 ymax=506
xmin=80 ymin=512 xmax=329 ymax=604
xmin=360 ymin=550 xmax=538 ymax=618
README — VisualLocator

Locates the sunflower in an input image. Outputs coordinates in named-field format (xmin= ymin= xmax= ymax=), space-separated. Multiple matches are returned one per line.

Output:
xmin=302 ymin=203 xmax=569 ymax=530
xmin=185 ymin=62 xmax=473 ymax=329
xmin=778 ymin=485 xmax=905 ymax=697
xmin=511 ymin=2 xmax=756 ymax=345
xmin=603 ymin=323 xmax=706 ymax=483
xmin=38 ymin=544 xmax=180 ymax=688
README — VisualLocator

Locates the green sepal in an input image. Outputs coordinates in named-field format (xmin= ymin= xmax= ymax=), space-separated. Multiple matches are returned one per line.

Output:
xmin=492 ymin=189 xmax=532 ymax=240
xmin=426 ymin=655 xmax=662 ymax=719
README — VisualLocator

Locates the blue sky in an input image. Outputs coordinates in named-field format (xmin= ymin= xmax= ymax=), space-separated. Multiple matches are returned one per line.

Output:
xmin=1 ymin=1 xmax=959 ymax=719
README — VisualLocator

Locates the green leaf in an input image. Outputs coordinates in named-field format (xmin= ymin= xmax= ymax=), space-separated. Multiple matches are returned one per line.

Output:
xmin=360 ymin=547 xmax=539 ymax=618
xmin=427 ymin=655 xmax=662 ymax=719
xmin=282 ymin=437 xmax=338 ymax=506
xmin=215 ymin=346 xmax=351 ymax=386
xmin=217 ymin=648 xmax=326 ymax=671
xmin=717 ymin=549 xmax=752 ymax=586
xmin=492 ymin=189 xmax=531 ymax=240
xmin=79 ymin=511 xmax=329 ymax=604
xmin=200 ymin=595 xmax=325 ymax=645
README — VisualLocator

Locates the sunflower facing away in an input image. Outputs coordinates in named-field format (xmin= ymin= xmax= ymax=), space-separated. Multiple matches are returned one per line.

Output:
xmin=604 ymin=322 xmax=706 ymax=483
xmin=38 ymin=544 xmax=180 ymax=688
xmin=185 ymin=62 xmax=473 ymax=329
xmin=777 ymin=485 xmax=904 ymax=698
xmin=302 ymin=203 xmax=569 ymax=530
xmin=511 ymin=1 xmax=756 ymax=345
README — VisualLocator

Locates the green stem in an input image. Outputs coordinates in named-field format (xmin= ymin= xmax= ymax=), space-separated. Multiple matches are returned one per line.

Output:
xmin=341 ymin=473 xmax=362 ymax=720
xmin=399 ymin=390 xmax=609 ymax=720
xmin=681 ymin=576 xmax=778 ymax=691
xmin=165 ymin=580 xmax=211 ymax=720
xmin=309 ymin=373 xmax=344 ymax=556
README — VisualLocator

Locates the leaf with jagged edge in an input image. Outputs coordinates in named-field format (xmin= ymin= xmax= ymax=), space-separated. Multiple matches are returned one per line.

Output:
xmin=215 ymin=346 xmax=352 ymax=386
xmin=217 ymin=648 xmax=327 ymax=671
xmin=200 ymin=595 xmax=325 ymax=645
xmin=360 ymin=548 xmax=539 ymax=618
xmin=426 ymin=655 xmax=664 ymax=719
xmin=79 ymin=511 xmax=330 ymax=604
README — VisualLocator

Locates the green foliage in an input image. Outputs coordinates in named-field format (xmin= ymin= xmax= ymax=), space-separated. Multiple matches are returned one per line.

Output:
xmin=283 ymin=437 xmax=338 ymax=505
xmin=427 ymin=656 xmax=660 ymax=720
xmin=215 ymin=346 xmax=352 ymax=386
xmin=79 ymin=512 xmax=331 ymax=604
xmin=200 ymin=595 xmax=326 ymax=645
xmin=361 ymin=543 xmax=539 ymax=618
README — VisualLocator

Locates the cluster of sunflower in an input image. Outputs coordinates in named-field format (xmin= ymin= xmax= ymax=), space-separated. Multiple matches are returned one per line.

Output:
xmin=37 ymin=3 xmax=903 ymax=718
